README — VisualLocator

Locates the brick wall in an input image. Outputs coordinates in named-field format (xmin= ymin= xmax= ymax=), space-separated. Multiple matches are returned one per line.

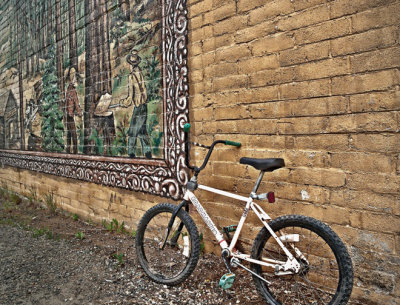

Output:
xmin=186 ymin=0 xmax=399 ymax=304
xmin=0 ymin=1 xmax=399 ymax=304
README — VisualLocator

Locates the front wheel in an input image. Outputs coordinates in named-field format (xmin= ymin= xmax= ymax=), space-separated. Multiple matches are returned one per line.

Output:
xmin=251 ymin=215 xmax=353 ymax=305
xmin=135 ymin=203 xmax=200 ymax=285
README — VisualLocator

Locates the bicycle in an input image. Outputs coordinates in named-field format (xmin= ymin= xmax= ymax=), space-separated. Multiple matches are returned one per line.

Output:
xmin=136 ymin=123 xmax=354 ymax=305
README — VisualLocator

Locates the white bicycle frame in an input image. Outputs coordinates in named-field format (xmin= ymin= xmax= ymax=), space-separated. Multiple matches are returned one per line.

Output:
xmin=183 ymin=184 xmax=302 ymax=274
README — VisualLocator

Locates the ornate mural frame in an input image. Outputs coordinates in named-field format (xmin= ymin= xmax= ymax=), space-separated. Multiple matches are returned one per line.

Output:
xmin=0 ymin=0 xmax=190 ymax=199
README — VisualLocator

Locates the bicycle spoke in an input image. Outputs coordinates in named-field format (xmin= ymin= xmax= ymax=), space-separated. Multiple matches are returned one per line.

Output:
xmin=250 ymin=215 xmax=352 ymax=305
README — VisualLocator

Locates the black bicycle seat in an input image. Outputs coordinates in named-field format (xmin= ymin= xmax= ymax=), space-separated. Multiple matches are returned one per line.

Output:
xmin=240 ymin=157 xmax=285 ymax=172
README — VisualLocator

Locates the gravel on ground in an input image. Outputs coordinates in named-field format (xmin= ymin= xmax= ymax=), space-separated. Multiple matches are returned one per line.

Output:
xmin=0 ymin=190 xmax=264 ymax=305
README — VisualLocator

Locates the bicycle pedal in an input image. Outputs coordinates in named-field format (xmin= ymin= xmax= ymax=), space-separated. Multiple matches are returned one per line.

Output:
xmin=219 ymin=273 xmax=236 ymax=290
xmin=223 ymin=225 xmax=237 ymax=233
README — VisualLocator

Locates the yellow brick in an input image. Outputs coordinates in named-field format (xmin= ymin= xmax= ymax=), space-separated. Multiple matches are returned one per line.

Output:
xmin=331 ymin=70 xmax=398 ymax=95
xmin=235 ymin=20 xmax=276 ymax=44
xmin=214 ymin=105 xmax=248 ymax=120
xmin=248 ymin=0 xmax=294 ymax=26
xmin=189 ymin=69 xmax=203 ymax=83
xmin=330 ymin=0 xmax=396 ymax=19
xmin=213 ymin=74 xmax=248 ymax=91
xmin=213 ymin=15 xmax=248 ymax=36
xmin=214 ymin=33 xmax=234 ymax=49
xmin=280 ymin=79 xmax=330 ymax=100
xmin=331 ymin=26 xmax=397 ymax=56
xmin=215 ymin=44 xmax=251 ymax=63
xmin=346 ymin=172 xmax=400 ymax=194
xmin=190 ymin=27 xmax=206 ymax=43
xmin=211 ymin=2 xmax=236 ymax=22
xmin=276 ymin=4 xmax=329 ymax=31
xmin=189 ymin=14 xmax=203 ymax=30
xmin=350 ymin=47 xmax=400 ymax=73
xmin=250 ymin=33 xmax=294 ymax=56
xmin=331 ymin=190 xmax=395 ymax=214
xmin=189 ymin=0 xmax=213 ymax=17
xmin=208 ymin=61 xmax=238 ymax=78
xmin=351 ymin=2 xmax=400 ymax=32
xmin=293 ymin=57 xmax=349 ymax=81
xmin=349 ymin=91 xmax=400 ymax=113
xmin=193 ymin=107 xmax=214 ymax=122
xmin=327 ymin=112 xmax=398 ymax=133
xmin=236 ymin=119 xmax=278 ymax=135
xmin=350 ymin=133 xmax=400 ymax=153
xmin=237 ymin=0 xmax=265 ymax=13
xmin=331 ymin=224 xmax=395 ymax=254
xmin=202 ymin=38 xmax=215 ymax=53
xmin=350 ymin=210 xmax=400 ymax=234
xmin=331 ymin=152 xmax=395 ymax=173
xmin=238 ymin=55 xmax=279 ymax=74
xmin=279 ymin=41 xmax=330 ymax=67
xmin=237 ymin=86 xmax=279 ymax=103
xmin=206 ymin=90 xmax=239 ymax=106
xmin=277 ymin=116 xmax=328 ymax=135
xmin=292 ymin=0 xmax=327 ymax=11
xmin=294 ymin=18 xmax=351 ymax=45
xmin=289 ymin=167 xmax=346 ymax=187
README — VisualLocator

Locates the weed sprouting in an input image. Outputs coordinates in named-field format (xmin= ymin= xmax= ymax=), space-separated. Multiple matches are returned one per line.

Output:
xmin=113 ymin=253 xmax=125 ymax=266
xmin=102 ymin=218 xmax=129 ymax=234
xmin=27 ymin=187 xmax=38 ymax=203
xmin=32 ymin=227 xmax=58 ymax=240
xmin=44 ymin=192 xmax=57 ymax=214
xmin=199 ymin=232 xmax=205 ymax=255
xmin=9 ymin=192 xmax=22 ymax=205
xmin=117 ymin=221 xmax=127 ymax=234
xmin=72 ymin=213 xmax=79 ymax=221
xmin=75 ymin=231 xmax=85 ymax=240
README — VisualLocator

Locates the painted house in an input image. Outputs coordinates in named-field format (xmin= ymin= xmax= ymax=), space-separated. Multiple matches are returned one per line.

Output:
xmin=0 ymin=90 xmax=19 ymax=149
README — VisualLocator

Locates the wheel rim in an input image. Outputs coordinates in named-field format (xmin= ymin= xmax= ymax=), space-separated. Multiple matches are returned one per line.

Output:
xmin=255 ymin=224 xmax=342 ymax=305
xmin=141 ymin=211 xmax=192 ymax=281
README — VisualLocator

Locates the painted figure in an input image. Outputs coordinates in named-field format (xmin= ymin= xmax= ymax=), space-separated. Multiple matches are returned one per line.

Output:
xmin=120 ymin=50 xmax=152 ymax=158
xmin=65 ymin=67 xmax=82 ymax=154
xmin=94 ymin=93 xmax=116 ymax=155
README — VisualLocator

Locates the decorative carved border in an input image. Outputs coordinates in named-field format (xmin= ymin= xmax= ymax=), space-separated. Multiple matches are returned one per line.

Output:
xmin=0 ymin=0 xmax=189 ymax=199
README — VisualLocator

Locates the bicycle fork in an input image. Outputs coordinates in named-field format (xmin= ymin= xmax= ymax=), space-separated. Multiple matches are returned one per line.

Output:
xmin=159 ymin=200 xmax=189 ymax=250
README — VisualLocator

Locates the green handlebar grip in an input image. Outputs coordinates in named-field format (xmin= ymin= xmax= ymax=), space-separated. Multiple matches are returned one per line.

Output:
xmin=183 ymin=123 xmax=191 ymax=132
xmin=225 ymin=140 xmax=241 ymax=147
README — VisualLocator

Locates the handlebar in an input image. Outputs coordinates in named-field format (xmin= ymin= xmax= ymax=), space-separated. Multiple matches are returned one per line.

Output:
xmin=183 ymin=123 xmax=241 ymax=175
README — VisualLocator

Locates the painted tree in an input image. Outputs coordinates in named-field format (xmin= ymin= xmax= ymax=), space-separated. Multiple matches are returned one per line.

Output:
xmin=83 ymin=0 xmax=113 ymax=154
xmin=55 ymin=0 xmax=65 ymax=107
xmin=41 ymin=41 xmax=65 ymax=152
xmin=47 ymin=0 xmax=53 ymax=55
xmin=16 ymin=3 xmax=25 ymax=150
xmin=68 ymin=0 xmax=78 ymax=70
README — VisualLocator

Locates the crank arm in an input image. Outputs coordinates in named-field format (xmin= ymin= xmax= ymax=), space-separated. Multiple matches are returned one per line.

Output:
xmin=232 ymin=259 xmax=271 ymax=285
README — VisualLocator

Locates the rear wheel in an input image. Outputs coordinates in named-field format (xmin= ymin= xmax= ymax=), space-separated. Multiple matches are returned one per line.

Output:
xmin=136 ymin=203 xmax=200 ymax=285
xmin=251 ymin=215 xmax=353 ymax=305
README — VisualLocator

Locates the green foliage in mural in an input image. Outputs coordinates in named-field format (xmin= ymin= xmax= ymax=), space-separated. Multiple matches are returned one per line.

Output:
xmin=147 ymin=100 xmax=163 ymax=156
xmin=78 ymin=125 xmax=84 ymax=154
xmin=41 ymin=42 xmax=65 ymax=153
xmin=144 ymin=56 xmax=161 ymax=102
xmin=111 ymin=113 xmax=129 ymax=156
xmin=88 ymin=128 xmax=104 ymax=155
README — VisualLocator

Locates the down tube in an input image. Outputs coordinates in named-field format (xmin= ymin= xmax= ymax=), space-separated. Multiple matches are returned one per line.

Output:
xmin=185 ymin=191 xmax=229 ymax=249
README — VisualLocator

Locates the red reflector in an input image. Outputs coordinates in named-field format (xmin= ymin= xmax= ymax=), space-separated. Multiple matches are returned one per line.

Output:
xmin=267 ymin=192 xmax=275 ymax=203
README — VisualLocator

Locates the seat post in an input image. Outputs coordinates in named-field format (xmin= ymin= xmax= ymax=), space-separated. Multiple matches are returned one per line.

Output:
xmin=251 ymin=171 xmax=265 ymax=197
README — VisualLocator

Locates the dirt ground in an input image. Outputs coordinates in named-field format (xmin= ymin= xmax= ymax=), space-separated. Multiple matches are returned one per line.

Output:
xmin=0 ymin=187 xmax=265 ymax=305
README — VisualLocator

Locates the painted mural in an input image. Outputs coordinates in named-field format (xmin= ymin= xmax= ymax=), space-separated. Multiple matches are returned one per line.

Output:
xmin=0 ymin=0 xmax=190 ymax=198
xmin=0 ymin=0 xmax=164 ymax=158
